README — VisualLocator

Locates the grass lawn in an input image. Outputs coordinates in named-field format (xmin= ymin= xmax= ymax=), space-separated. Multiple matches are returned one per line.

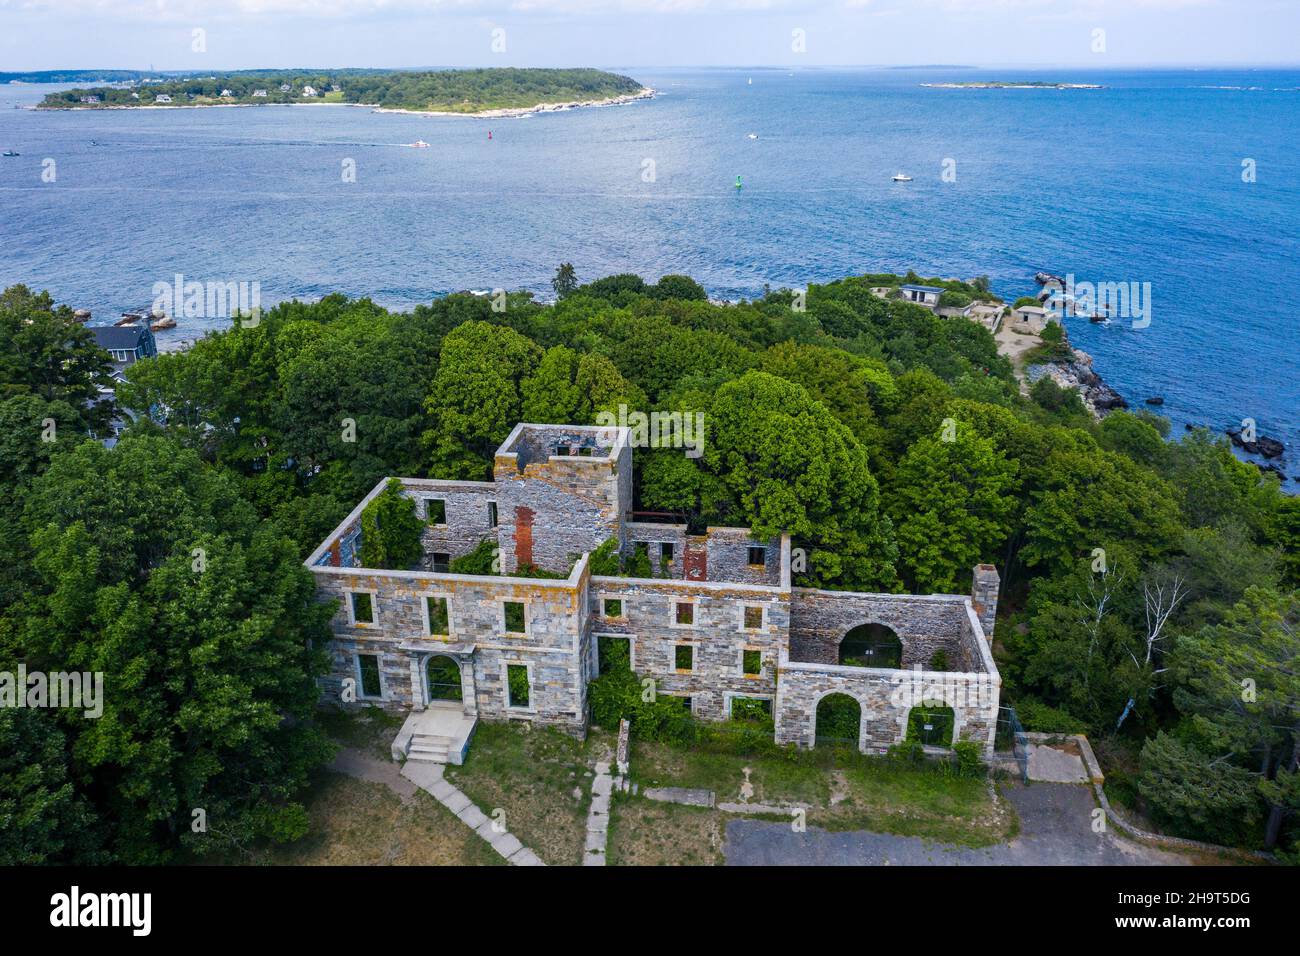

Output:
xmin=607 ymin=794 xmax=725 ymax=866
xmin=316 ymin=705 xmax=405 ymax=761
xmin=253 ymin=772 xmax=502 ymax=866
xmin=612 ymin=731 xmax=1016 ymax=860
xmin=445 ymin=721 xmax=596 ymax=865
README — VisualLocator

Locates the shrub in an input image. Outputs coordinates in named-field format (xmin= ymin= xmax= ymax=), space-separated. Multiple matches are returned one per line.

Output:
xmin=953 ymin=741 xmax=984 ymax=777
xmin=449 ymin=537 xmax=497 ymax=575
xmin=1015 ymin=697 xmax=1088 ymax=735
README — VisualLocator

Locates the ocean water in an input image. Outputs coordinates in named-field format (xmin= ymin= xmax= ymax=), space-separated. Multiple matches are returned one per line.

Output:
xmin=1 ymin=67 xmax=1298 ymax=466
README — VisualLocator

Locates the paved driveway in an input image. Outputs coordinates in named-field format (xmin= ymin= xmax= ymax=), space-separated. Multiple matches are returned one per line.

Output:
xmin=724 ymin=781 xmax=1187 ymax=866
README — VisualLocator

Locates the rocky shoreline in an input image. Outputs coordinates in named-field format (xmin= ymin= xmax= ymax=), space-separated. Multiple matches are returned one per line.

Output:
xmin=1028 ymin=343 xmax=1128 ymax=416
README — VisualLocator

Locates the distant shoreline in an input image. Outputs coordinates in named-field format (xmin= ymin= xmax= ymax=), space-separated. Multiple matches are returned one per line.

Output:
xmin=36 ymin=87 xmax=656 ymax=118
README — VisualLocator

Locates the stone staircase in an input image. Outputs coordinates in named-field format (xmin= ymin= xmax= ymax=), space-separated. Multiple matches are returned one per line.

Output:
xmin=392 ymin=703 xmax=477 ymax=766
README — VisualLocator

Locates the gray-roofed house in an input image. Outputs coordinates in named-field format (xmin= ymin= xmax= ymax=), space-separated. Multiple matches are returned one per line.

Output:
xmin=90 ymin=324 xmax=157 ymax=370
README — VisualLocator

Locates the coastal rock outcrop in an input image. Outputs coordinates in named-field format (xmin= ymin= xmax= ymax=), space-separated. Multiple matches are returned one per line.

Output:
xmin=1226 ymin=428 xmax=1286 ymax=459
xmin=1031 ymin=345 xmax=1127 ymax=416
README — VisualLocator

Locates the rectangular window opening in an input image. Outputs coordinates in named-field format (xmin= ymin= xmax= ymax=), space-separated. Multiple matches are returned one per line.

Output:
xmin=503 ymin=601 xmax=526 ymax=635
xmin=742 ymin=649 xmax=762 ymax=675
xmin=357 ymin=653 xmax=382 ymax=698
xmin=675 ymin=602 xmax=694 ymax=626
xmin=426 ymin=596 xmax=449 ymax=636
xmin=675 ymin=644 xmax=694 ymax=672
xmin=743 ymin=606 xmax=763 ymax=630
xmin=747 ymin=545 xmax=767 ymax=567
xmin=507 ymin=664 xmax=530 ymax=708
xmin=426 ymin=498 xmax=447 ymax=525
xmin=350 ymin=592 xmax=374 ymax=625
xmin=603 ymin=598 xmax=623 ymax=618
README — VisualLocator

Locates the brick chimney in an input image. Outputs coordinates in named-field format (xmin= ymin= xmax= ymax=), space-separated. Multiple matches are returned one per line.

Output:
xmin=971 ymin=564 xmax=1000 ymax=640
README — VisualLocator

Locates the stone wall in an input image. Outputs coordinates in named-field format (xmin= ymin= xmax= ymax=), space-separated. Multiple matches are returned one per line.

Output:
xmin=590 ymin=576 xmax=789 ymax=720
xmin=773 ymin=660 xmax=1000 ymax=756
xmin=397 ymin=479 xmax=499 ymax=568
xmin=312 ymin=559 xmax=590 ymax=735
xmin=493 ymin=425 xmax=631 ymax=575
xmin=622 ymin=521 xmax=687 ymax=578
xmin=789 ymin=589 xmax=980 ymax=671
xmin=704 ymin=527 xmax=783 ymax=586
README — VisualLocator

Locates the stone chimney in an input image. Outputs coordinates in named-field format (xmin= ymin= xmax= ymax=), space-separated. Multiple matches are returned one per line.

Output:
xmin=971 ymin=564 xmax=1000 ymax=640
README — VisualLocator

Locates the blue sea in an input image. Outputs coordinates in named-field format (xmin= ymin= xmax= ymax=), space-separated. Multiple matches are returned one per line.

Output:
xmin=1 ymin=68 xmax=1298 ymax=469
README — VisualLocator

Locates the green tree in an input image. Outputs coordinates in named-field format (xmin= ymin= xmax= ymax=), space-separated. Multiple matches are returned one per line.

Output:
xmin=1169 ymin=587 xmax=1300 ymax=847
xmin=888 ymin=425 xmax=1017 ymax=592
xmin=1137 ymin=731 xmax=1261 ymax=845
xmin=552 ymin=262 xmax=577 ymax=298
xmin=360 ymin=478 xmax=423 ymax=570
xmin=423 ymin=321 xmax=542 ymax=479
xmin=12 ymin=434 xmax=334 ymax=862
xmin=701 ymin=371 xmax=898 ymax=589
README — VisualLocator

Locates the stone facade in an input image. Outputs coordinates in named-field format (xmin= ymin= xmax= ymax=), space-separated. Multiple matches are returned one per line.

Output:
xmin=306 ymin=422 xmax=1003 ymax=757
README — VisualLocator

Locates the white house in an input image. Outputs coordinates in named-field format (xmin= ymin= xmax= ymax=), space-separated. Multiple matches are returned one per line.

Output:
xmin=253 ymin=89 xmax=268 ymax=97
xmin=302 ymin=85 xmax=318 ymax=97
xmin=220 ymin=89 xmax=234 ymax=98
xmin=899 ymin=284 xmax=944 ymax=310
xmin=1013 ymin=304 xmax=1053 ymax=331
xmin=154 ymin=94 xmax=172 ymax=104
xmin=280 ymin=83 xmax=292 ymax=93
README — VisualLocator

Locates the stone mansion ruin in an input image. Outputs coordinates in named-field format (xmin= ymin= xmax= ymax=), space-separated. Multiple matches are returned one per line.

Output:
xmin=307 ymin=423 xmax=1002 ymax=765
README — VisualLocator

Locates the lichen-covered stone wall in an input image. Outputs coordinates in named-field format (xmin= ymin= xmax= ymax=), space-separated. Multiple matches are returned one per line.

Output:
xmin=789 ymin=589 xmax=978 ymax=670
xmin=312 ymin=562 xmax=589 ymax=734
xmin=589 ymin=576 xmax=789 ymax=720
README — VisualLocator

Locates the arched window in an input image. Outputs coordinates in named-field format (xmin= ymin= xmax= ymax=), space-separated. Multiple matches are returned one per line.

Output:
xmin=839 ymin=623 xmax=902 ymax=669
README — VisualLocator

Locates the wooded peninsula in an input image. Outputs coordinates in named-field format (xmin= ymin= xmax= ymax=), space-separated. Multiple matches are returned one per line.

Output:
xmin=37 ymin=68 xmax=650 ymax=114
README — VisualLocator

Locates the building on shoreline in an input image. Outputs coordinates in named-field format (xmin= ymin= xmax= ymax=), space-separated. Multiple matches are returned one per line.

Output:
xmin=307 ymin=423 xmax=1002 ymax=765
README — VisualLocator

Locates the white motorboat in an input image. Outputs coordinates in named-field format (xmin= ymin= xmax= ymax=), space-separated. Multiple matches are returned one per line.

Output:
xmin=892 ymin=173 xmax=913 ymax=182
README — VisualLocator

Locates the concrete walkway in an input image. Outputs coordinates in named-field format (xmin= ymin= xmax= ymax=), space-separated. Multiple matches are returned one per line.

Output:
xmin=328 ymin=746 xmax=544 ymax=865
xmin=583 ymin=761 xmax=614 ymax=866
xmin=399 ymin=760 xmax=545 ymax=865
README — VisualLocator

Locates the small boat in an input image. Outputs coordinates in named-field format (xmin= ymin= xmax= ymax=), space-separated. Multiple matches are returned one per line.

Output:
xmin=892 ymin=173 xmax=913 ymax=182
xmin=1 ymin=150 xmax=18 ymax=157
xmin=747 ymin=133 xmax=758 ymax=140
xmin=407 ymin=140 xmax=430 ymax=148
xmin=747 ymin=77 xmax=752 ymax=86
xmin=487 ymin=131 xmax=492 ymax=140
xmin=735 ymin=175 xmax=743 ymax=189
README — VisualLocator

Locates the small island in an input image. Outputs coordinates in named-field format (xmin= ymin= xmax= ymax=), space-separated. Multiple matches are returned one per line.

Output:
xmin=37 ymin=67 xmax=652 ymax=116
xmin=921 ymin=81 xmax=1104 ymax=90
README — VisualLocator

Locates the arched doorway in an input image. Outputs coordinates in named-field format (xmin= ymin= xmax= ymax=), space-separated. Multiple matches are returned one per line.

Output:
xmin=815 ymin=693 xmax=861 ymax=748
xmin=425 ymin=655 xmax=463 ymax=702
xmin=839 ymin=623 xmax=902 ymax=669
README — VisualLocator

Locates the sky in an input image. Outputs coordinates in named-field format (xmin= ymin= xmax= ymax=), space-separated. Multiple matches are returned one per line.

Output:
xmin=1 ymin=0 xmax=1298 ymax=71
